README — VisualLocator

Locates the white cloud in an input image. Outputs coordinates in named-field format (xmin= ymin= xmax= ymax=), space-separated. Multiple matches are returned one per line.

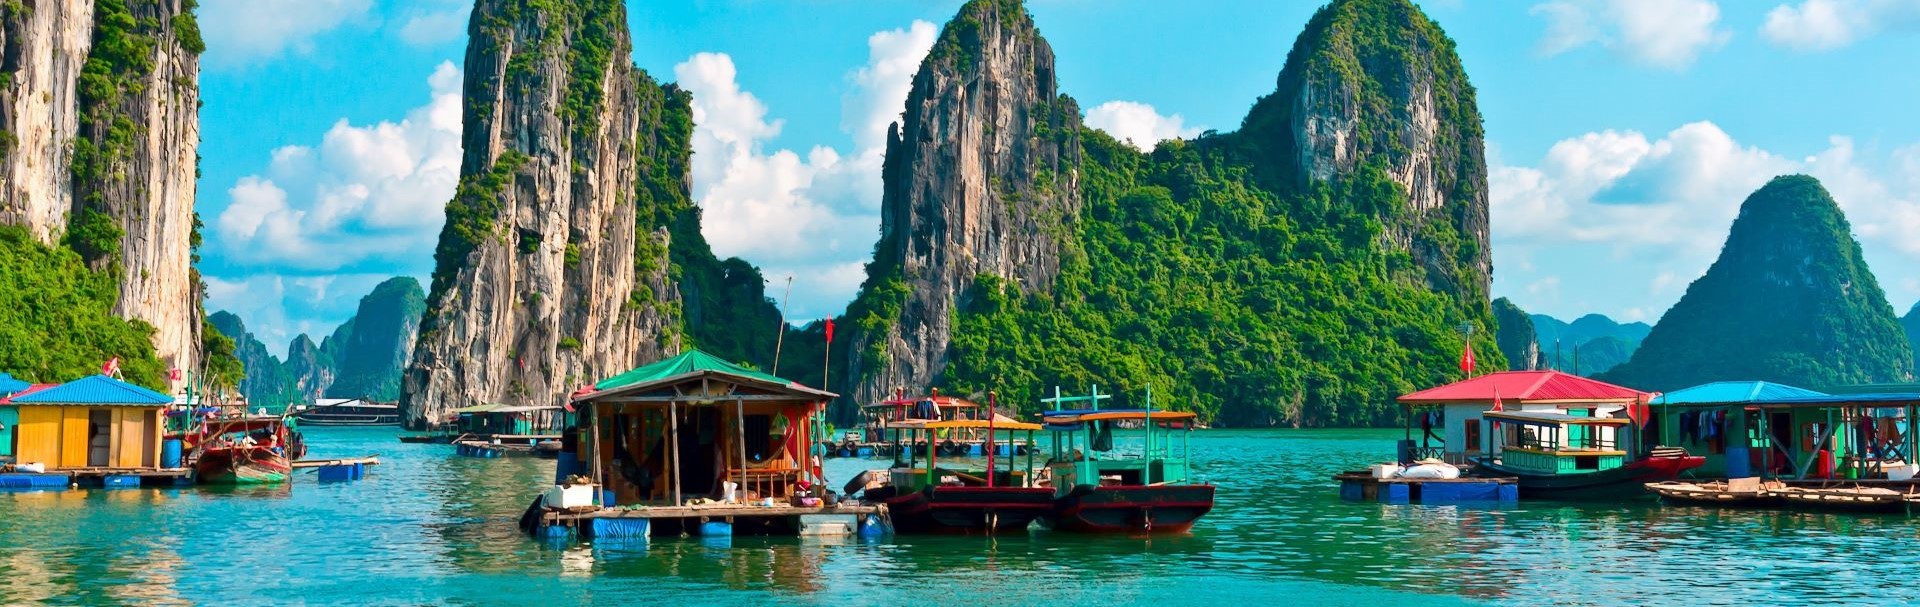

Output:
xmin=678 ymin=21 xmax=937 ymax=319
xmin=1085 ymin=101 xmax=1202 ymax=152
xmin=1761 ymin=0 xmax=1920 ymax=50
xmin=1530 ymin=0 xmax=1730 ymax=69
xmin=1494 ymin=121 xmax=1920 ymax=317
xmin=212 ymin=61 xmax=463 ymax=272
xmin=397 ymin=7 xmax=469 ymax=47
xmin=198 ymin=0 xmax=374 ymax=68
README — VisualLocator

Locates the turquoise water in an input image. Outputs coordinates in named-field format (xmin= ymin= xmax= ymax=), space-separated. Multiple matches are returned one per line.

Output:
xmin=2 ymin=428 xmax=1918 ymax=606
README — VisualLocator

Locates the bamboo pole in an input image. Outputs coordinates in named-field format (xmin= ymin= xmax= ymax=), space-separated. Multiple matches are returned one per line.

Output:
xmin=736 ymin=398 xmax=749 ymax=501
xmin=591 ymin=404 xmax=604 ymax=506
xmin=669 ymin=400 xmax=682 ymax=506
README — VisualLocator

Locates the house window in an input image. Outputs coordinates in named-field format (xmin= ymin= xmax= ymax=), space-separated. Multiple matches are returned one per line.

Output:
xmin=1464 ymin=419 xmax=1482 ymax=453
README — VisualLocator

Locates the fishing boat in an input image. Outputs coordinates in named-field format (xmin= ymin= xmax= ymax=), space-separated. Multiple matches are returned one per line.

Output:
xmin=863 ymin=405 xmax=1052 ymax=534
xmin=291 ymin=398 xmax=401 ymax=426
xmin=194 ymin=415 xmax=306 ymax=484
xmin=1779 ymin=485 xmax=1915 ymax=513
xmin=1470 ymin=410 xmax=1704 ymax=499
xmin=1037 ymin=387 xmax=1213 ymax=533
xmin=1645 ymin=477 xmax=1784 ymax=506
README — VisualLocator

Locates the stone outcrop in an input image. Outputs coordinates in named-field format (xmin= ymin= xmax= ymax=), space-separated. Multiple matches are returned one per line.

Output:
xmin=838 ymin=0 xmax=1082 ymax=414
xmin=1245 ymin=0 xmax=1490 ymax=302
xmin=0 ymin=0 xmax=203 ymax=389
xmin=325 ymin=276 xmax=425 ymax=401
xmin=402 ymin=0 xmax=682 ymax=427
xmin=283 ymin=334 xmax=331 ymax=403
xmin=1492 ymin=298 xmax=1539 ymax=371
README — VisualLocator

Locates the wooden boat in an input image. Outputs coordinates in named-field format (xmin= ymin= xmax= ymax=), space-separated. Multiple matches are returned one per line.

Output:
xmin=1037 ymin=388 xmax=1214 ymax=533
xmin=194 ymin=415 xmax=306 ymax=485
xmin=291 ymin=398 xmax=400 ymax=426
xmin=865 ymin=397 xmax=1053 ymax=534
xmin=1645 ymin=477 xmax=1784 ymax=506
xmin=1470 ymin=410 xmax=1704 ymax=500
xmin=1780 ymin=485 xmax=1915 ymax=513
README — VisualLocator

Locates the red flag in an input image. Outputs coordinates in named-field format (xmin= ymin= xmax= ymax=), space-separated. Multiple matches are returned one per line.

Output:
xmin=1459 ymin=342 xmax=1476 ymax=376
xmin=823 ymin=317 xmax=835 ymax=344
xmin=169 ymin=368 xmax=182 ymax=382
xmin=1491 ymin=385 xmax=1504 ymax=413
xmin=103 ymin=357 xmax=120 ymax=376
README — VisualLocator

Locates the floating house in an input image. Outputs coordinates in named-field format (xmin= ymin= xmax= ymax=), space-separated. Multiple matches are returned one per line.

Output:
xmin=532 ymin=349 xmax=883 ymax=539
xmin=0 ymin=373 xmax=43 ymax=464
xmin=1653 ymin=382 xmax=1920 ymax=480
xmin=1396 ymin=371 xmax=1650 ymax=465
xmin=448 ymin=403 xmax=565 ymax=437
xmin=8 ymin=375 xmax=173 ymax=471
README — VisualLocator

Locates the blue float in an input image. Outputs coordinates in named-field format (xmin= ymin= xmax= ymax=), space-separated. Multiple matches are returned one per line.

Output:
xmin=699 ymin=521 xmax=733 ymax=537
xmin=101 ymin=474 xmax=140 ymax=488
xmin=161 ymin=439 xmax=183 ymax=468
xmin=591 ymin=518 xmax=650 ymax=538
xmin=0 ymin=473 xmax=71 ymax=489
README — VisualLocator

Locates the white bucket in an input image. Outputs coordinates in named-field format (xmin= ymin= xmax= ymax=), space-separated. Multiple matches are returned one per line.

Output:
xmin=1888 ymin=464 xmax=1916 ymax=481
xmin=723 ymin=481 xmax=739 ymax=503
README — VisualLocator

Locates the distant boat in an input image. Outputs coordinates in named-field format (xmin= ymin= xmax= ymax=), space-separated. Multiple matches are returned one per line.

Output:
xmin=195 ymin=415 xmax=306 ymax=484
xmin=291 ymin=398 xmax=401 ymax=426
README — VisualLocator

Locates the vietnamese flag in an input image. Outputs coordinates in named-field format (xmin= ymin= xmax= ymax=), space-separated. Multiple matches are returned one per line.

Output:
xmin=1459 ymin=342 xmax=1476 ymax=376
xmin=824 ymin=317 xmax=835 ymax=344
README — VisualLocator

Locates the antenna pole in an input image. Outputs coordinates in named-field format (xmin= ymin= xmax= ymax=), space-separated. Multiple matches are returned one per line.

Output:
xmin=771 ymin=275 xmax=793 ymax=375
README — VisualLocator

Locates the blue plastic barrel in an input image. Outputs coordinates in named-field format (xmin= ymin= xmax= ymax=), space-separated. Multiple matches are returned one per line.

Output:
xmin=161 ymin=439 xmax=183 ymax=468
xmin=1725 ymin=446 xmax=1751 ymax=478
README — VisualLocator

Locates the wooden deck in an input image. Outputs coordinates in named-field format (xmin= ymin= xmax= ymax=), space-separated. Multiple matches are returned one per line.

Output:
xmin=61 ymin=467 xmax=192 ymax=479
xmin=544 ymin=502 xmax=885 ymax=523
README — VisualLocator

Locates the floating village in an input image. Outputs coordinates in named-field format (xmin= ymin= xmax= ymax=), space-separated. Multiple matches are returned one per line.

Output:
xmin=7 ymin=339 xmax=1920 ymax=546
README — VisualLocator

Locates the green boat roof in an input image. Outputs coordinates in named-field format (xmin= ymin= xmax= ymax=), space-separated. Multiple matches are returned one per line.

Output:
xmin=591 ymin=349 xmax=831 ymax=397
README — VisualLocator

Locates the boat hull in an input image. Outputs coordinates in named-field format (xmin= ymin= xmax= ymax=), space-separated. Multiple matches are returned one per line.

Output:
xmin=195 ymin=449 xmax=292 ymax=484
xmin=1046 ymin=484 xmax=1215 ymax=533
xmin=1475 ymin=456 xmax=1705 ymax=500
xmin=884 ymin=486 xmax=1055 ymax=534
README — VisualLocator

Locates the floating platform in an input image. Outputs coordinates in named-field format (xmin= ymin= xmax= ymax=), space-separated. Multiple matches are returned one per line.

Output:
xmin=1 ymin=468 xmax=191 ymax=489
xmin=1335 ymin=472 xmax=1518 ymax=504
xmin=292 ymin=455 xmax=381 ymax=482
xmin=535 ymin=503 xmax=890 ymax=539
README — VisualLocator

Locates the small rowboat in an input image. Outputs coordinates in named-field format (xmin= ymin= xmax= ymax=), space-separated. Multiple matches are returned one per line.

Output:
xmin=1645 ymin=477 xmax=1784 ymax=507
xmin=1779 ymin=486 xmax=1915 ymax=513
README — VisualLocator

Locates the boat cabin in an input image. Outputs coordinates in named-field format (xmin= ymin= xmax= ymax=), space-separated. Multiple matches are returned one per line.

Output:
xmin=1483 ymin=410 xmax=1632 ymax=475
xmin=1038 ymin=387 xmax=1199 ymax=494
xmin=6 ymin=375 xmax=173 ymax=470
xmin=1396 ymin=371 xmax=1648 ymax=465
xmin=884 ymin=418 xmax=1042 ymax=493
xmin=570 ymin=349 xmax=834 ymax=507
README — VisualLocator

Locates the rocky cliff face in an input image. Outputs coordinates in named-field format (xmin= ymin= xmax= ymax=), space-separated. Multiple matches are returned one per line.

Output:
xmin=326 ymin=276 xmax=425 ymax=401
xmin=1492 ymin=298 xmax=1539 ymax=371
xmin=207 ymin=311 xmax=296 ymax=408
xmin=283 ymin=334 xmax=331 ymax=403
xmin=1602 ymin=175 xmax=1912 ymax=391
xmin=403 ymin=0 xmax=682 ymax=426
xmin=839 ymin=0 xmax=1082 ymax=413
xmin=0 ymin=0 xmax=203 ymax=388
xmin=1245 ymin=0 xmax=1490 ymax=302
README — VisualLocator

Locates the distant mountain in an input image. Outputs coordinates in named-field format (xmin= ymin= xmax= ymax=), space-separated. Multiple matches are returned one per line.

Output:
xmin=1601 ymin=175 xmax=1912 ymax=391
xmin=210 ymin=276 xmax=427 ymax=408
xmin=324 ymin=277 xmax=425 ymax=401
xmin=1530 ymin=313 xmax=1648 ymax=375
xmin=1903 ymin=302 xmax=1920 ymax=374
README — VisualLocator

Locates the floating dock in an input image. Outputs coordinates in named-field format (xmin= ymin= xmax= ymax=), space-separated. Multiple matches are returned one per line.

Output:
xmin=292 ymin=455 xmax=381 ymax=482
xmin=1335 ymin=472 xmax=1518 ymax=504
xmin=536 ymin=503 xmax=889 ymax=539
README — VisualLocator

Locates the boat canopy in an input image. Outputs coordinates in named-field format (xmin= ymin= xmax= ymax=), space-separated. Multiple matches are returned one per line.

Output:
xmin=1749 ymin=393 xmax=1920 ymax=408
xmin=1397 ymin=371 xmax=1649 ymax=406
xmin=1040 ymin=408 xmax=1196 ymax=430
xmin=863 ymin=395 xmax=982 ymax=409
xmin=887 ymin=418 xmax=1042 ymax=431
xmin=1483 ymin=410 xmax=1632 ymax=428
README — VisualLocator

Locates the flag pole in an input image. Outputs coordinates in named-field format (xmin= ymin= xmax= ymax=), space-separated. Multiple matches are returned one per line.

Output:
xmin=772 ymin=275 xmax=793 ymax=375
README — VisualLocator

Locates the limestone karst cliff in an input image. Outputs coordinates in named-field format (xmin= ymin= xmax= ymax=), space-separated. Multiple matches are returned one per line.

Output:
xmin=402 ymin=0 xmax=684 ymax=426
xmin=0 ymin=0 xmax=204 ymax=388
xmin=834 ymin=0 xmax=1502 ymax=426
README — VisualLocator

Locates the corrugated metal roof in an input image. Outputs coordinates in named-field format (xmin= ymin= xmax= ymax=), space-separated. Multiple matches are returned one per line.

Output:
xmin=0 ymin=384 xmax=57 ymax=405
xmin=0 ymin=373 xmax=29 ymax=395
xmin=1398 ymin=371 xmax=1649 ymax=405
xmin=11 ymin=375 xmax=172 ymax=406
xmin=1652 ymin=381 xmax=1827 ymax=406
xmin=584 ymin=349 xmax=835 ymax=401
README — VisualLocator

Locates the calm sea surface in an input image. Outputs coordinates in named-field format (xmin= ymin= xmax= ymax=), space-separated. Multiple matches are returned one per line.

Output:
xmin=2 ymin=427 xmax=1918 ymax=606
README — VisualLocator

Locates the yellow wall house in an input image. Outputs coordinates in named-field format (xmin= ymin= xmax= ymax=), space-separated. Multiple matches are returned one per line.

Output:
xmin=10 ymin=375 xmax=173 ymax=470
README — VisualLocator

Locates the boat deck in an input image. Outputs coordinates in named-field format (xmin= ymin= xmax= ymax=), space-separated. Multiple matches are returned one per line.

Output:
xmin=537 ymin=503 xmax=890 ymax=539
xmin=1334 ymin=471 xmax=1518 ymax=504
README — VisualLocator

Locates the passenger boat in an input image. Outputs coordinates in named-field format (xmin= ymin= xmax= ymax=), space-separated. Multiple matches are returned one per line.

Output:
xmin=194 ymin=415 xmax=306 ymax=484
xmin=290 ymin=398 xmax=401 ymax=426
xmin=1645 ymin=477 xmax=1784 ymax=506
xmin=1037 ymin=387 xmax=1213 ymax=533
xmin=1470 ymin=410 xmax=1704 ymax=499
xmin=866 ymin=414 xmax=1053 ymax=534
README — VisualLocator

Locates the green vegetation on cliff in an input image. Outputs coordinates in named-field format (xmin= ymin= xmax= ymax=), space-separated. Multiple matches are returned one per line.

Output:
xmin=0 ymin=226 xmax=164 ymax=388
xmin=1601 ymin=175 xmax=1912 ymax=391
xmin=325 ymin=277 xmax=426 ymax=400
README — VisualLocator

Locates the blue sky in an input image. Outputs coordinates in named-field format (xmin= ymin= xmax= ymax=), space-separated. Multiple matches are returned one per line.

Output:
xmin=195 ymin=0 xmax=1920 ymax=352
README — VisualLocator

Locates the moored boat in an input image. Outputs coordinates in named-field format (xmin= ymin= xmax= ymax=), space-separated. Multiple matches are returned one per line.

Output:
xmin=868 ymin=414 xmax=1052 ymax=534
xmin=1645 ymin=477 xmax=1784 ymax=506
xmin=1780 ymin=485 xmax=1915 ymax=513
xmin=1469 ymin=410 xmax=1704 ymax=500
xmin=291 ymin=398 xmax=400 ymax=426
xmin=1037 ymin=387 xmax=1214 ymax=533
xmin=194 ymin=415 xmax=305 ymax=485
